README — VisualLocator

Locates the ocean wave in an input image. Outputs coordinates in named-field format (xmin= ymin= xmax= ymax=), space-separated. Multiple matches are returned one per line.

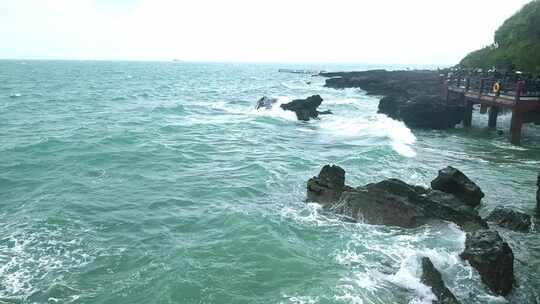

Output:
xmin=318 ymin=114 xmax=417 ymax=157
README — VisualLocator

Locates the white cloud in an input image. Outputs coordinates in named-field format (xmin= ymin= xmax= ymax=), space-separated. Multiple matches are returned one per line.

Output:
xmin=0 ymin=0 xmax=532 ymax=63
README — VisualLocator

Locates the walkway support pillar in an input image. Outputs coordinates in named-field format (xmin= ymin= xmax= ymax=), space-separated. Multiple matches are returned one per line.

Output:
xmin=510 ymin=81 xmax=525 ymax=145
xmin=463 ymin=97 xmax=473 ymax=128
xmin=480 ymin=104 xmax=488 ymax=114
xmin=510 ymin=108 xmax=523 ymax=145
xmin=488 ymin=106 xmax=499 ymax=128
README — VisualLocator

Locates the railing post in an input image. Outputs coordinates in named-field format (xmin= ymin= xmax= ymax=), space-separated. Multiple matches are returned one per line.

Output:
xmin=465 ymin=78 xmax=470 ymax=92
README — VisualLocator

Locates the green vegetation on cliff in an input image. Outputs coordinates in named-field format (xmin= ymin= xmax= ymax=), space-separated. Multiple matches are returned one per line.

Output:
xmin=460 ymin=0 xmax=540 ymax=74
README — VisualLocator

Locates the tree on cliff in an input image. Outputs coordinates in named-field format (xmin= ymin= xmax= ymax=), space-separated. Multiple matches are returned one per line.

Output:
xmin=460 ymin=0 xmax=540 ymax=74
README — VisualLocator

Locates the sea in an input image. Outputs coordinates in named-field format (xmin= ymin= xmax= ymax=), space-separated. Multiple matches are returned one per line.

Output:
xmin=0 ymin=60 xmax=539 ymax=304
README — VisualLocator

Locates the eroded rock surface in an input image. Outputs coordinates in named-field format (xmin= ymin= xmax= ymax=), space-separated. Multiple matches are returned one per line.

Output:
xmin=431 ymin=166 xmax=484 ymax=207
xmin=460 ymin=230 xmax=514 ymax=296
xmin=255 ymin=95 xmax=332 ymax=121
xmin=486 ymin=207 xmax=532 ymax=232
xmin=280 ymin=95 xmax=330 ymax=121
xmin=306 ymin=165 xmax=487 ymax=231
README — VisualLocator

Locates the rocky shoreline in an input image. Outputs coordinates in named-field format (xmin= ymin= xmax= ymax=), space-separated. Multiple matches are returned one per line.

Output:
xmin=320 ymin=70 xmax=465 ymax=129
xmin=305 ymin=164 xmax=537 ymax=301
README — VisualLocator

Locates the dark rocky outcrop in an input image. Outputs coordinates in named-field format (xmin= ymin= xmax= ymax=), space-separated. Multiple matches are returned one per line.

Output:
xmin=420 ymin=257 xmax=460 ymax=304
xmin=306 ymin=165 xmax=348 ymax=204
xmin=485 ymin=207 xmax=532 ymax=232
xmin=378 ymin=95 xmax=401 ymax=119
xmin=396 ymin=96 xmax=464 ymax=130
xmin=460 ymin=230 xmax=514 ymax=296
xmin=280 ymin=95 xmax=330 ymax=121
xmin=255 ymin=96 xmax=278 ymax=110
xmin=431 ymin=167 xmax=484 ymax=208
xmin=306 ymin=165 xmax=487 ymax=231
xmin=255 ymin=95 xmax=333 ymax=121
xmin=320 ymin=70 xmax=465 ymax=129
xmin=378 ymin=94 xmax=464 ymax=129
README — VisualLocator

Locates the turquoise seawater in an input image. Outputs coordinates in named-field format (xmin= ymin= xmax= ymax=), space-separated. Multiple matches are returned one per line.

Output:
xmin=0 ymin=60 xmax=539 ymax=304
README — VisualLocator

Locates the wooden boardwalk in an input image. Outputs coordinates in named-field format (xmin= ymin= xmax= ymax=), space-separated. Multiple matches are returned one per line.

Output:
xmin=445 ymin=75 xmax=540 ymax=145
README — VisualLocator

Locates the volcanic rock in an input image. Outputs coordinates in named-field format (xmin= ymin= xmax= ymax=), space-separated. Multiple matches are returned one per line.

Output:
xmin=460 ymin=230 xmax=514 ymax=296
xmin=485 ymin=207 xmax=531 ymax=232
xmin=431 ymin=166 xmax=484 ymax=207
xmin=420 ymin=257 xmax=460 ymax=304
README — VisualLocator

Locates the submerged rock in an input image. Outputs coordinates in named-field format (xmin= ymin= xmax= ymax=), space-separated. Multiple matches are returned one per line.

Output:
xmin=460 ymin=230 xmax=514 ymax=296
xmin=280 ymin=95 xmax=329 ymax=121
xmin=431 ymin=167 xmax=484 ymax=207
xmin=420 ymin=257 xmax=460 ymax=304
xmin=307 ymin=165 xmax=487 ymax=231
xmin=485 ymin=207 xmax=532 ymax=232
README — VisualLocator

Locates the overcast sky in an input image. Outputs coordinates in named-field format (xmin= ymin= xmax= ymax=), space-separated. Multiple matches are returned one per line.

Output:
xmin=0 ymin=0 xmax=531 ymax=64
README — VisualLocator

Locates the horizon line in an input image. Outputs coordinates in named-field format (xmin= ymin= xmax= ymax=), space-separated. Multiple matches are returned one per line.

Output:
xmin=0 ymin=57 xmax=454 ymax=67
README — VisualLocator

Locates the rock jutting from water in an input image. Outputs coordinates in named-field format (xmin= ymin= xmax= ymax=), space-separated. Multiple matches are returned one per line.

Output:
xmin=319 ymin=70 xmax=464 ymax=129
xmin=255 ymin=96 xmax=278 ymax=110
xmin=306 ymin=165 xmax=487 ymax=231
xmin=485 ymin=207 xmax=532 ymax=232
xmin=279 ymin=95 xmax=332 ymax=121
xmin=255 ymin=95 xmax=332 ymax=121
xmin=460 ymin=230 xmax=514 ymax=296
xmin=431 ymin=166 xmax=485 ymax=208
xmin=306 ymin=165 xmax=516 ymax=297
xmin=420 ymin=257 xmax=460 ymax=304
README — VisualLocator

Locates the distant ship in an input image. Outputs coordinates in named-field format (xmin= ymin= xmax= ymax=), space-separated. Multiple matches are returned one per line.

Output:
xmin=172 ymin=59 xmax=183 ymax=62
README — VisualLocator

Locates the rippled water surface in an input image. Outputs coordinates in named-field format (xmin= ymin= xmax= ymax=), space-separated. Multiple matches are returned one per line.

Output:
xmin=1 ymin=60 xmax=539 ymax=304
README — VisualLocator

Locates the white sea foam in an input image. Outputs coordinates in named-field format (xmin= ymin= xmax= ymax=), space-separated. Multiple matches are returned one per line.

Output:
xmin=280 ymin=294 xmax=320 ymax=304
xmin=318 ymin=113 xmax=417 ymax=157
xmin=280 ymin=202 xmax=343 ymax=228
xmin=0 ymin=228 xmax=93 ymax=300
xmin=247 ymin=96 xmax=298 ymax=121
xmin=334 ymin=291 xmax=365 ymax=304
